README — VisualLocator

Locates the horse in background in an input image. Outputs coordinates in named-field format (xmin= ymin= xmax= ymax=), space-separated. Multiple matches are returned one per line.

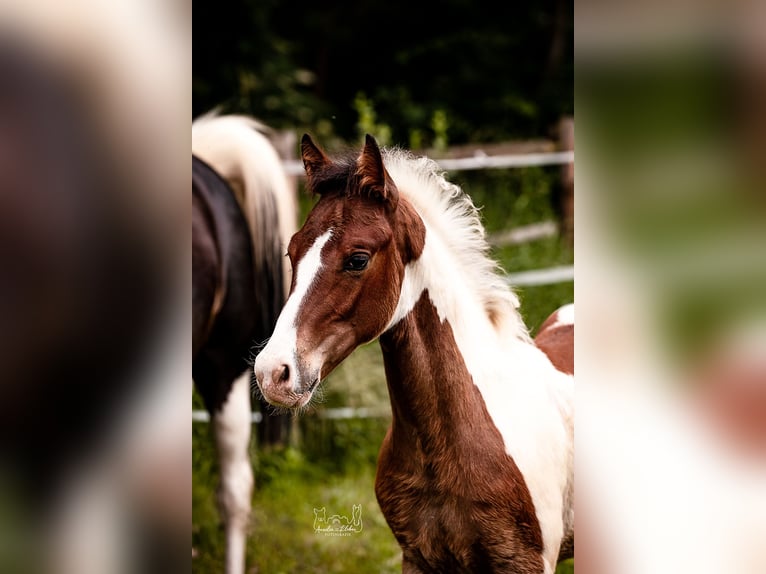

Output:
xmin=254 ymin=134 xmax=574 ymax=573
xmin=192 ymin=112 xmax=297 ymax=574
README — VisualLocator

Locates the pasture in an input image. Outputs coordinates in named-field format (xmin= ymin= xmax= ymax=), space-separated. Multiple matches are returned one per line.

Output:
xmin=192 ymin=160 xmax=574 ymax=573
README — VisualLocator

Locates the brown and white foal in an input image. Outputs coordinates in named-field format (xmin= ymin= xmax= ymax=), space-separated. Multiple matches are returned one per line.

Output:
xmin=254 ymin=135 xmax=574 ymax=573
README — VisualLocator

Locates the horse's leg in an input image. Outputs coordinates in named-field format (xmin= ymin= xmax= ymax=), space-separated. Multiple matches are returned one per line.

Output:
xmin=211 ymin=372 xmax=254 ymax=574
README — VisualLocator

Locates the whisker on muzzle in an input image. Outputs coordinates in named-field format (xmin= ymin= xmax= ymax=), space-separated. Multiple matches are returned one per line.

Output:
xmin=247 ymin=337 xmax=272 ymax=366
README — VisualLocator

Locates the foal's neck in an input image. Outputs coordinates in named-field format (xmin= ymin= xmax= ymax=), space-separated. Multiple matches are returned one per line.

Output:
xmin=379 ymin=291 xmax=501 ymax=461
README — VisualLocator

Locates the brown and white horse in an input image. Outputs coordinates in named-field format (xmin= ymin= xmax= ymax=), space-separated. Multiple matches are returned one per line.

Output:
xmin=254 ymin=135 xmax=574 ymax=573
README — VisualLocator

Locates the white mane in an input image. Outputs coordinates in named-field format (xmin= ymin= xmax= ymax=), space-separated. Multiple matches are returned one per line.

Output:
xmin=382 ymin=148 xmax=532 ymax=343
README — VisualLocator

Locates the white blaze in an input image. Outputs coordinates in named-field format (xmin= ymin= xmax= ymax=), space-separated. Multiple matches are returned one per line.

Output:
xmin=255 ymin=230 xmax=333 ymax=387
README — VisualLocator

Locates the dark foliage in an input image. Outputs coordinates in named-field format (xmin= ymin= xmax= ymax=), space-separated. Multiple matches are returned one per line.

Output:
xmin=193 ymin=0 xmax=572 ymax=144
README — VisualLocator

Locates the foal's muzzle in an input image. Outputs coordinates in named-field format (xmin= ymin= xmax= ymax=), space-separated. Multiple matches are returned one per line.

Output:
xmin=254 ymin=354 xmax=318 ymax=409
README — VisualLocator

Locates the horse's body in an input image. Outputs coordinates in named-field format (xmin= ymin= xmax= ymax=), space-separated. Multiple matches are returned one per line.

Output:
xmin=254 ymin=135 xmax=573 ymax=573
xmin=193 ymin=152 xmax=268 ymax=397
xmin=192 ymin=113 xmax=297 ymax=574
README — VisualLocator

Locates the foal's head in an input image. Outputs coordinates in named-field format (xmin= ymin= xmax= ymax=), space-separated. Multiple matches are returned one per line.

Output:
xmin=253 ymin=135 xmax=424 ymax=408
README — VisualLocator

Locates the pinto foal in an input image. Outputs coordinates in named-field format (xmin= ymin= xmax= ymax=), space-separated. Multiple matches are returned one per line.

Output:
xmin=254 ymin=135 xmax=574 ymax=573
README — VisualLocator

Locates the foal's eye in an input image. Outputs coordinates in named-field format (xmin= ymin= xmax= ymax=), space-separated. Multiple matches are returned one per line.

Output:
xmin=344 ymin=252 xmax=370 ymax=272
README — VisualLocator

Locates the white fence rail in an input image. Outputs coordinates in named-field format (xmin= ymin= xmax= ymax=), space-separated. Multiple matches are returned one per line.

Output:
xmin=505 ymin=265 xmax=574 ymax=286
xmin=437 ymin=150 xmax=574 ymax=171
xmin=488 ymin=221 xmax=559 ymax=246
xmin=282 ymin=150 xmax=574 ymax=176
xmin=192 ymin=406 xmax=390 ymax=424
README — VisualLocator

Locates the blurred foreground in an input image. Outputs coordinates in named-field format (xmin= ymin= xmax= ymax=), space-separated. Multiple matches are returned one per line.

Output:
xmin=0 ymin=1 xmax=189 ymax=573
xmin=577 ymin=1 xmax=766 ymax=572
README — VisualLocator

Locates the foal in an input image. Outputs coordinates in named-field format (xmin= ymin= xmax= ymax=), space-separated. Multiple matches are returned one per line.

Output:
xmin=254 ymin=135 xmax=574 ymax=573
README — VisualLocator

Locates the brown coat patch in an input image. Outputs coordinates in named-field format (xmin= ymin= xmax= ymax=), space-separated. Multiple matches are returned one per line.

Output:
xmin=376 ymin=293 xmax=544 ymax=574
xmin=535 ymin=307 xmax=574 ymax=376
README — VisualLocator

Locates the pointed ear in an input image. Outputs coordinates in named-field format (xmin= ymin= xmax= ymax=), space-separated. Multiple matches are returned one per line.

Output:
xmin=356 ymin=134 xmax=399 ymax=209
xmin=301 ymin=134 xmax=331 ymax=180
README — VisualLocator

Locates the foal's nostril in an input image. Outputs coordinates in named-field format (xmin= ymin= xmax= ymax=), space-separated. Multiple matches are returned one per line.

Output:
xmin=270 ymin=364 xmax=290 ymax=387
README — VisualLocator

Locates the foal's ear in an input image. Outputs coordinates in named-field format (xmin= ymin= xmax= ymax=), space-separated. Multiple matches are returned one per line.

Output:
xmin=357 ymin=134 xmax=399 ymax=210
xmin=301 ymin=134 xmax=331 ymax=180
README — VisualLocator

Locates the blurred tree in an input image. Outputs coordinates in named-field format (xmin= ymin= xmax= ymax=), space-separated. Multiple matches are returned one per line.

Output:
xmin=193 ymin=0 xmax=572 ymax=145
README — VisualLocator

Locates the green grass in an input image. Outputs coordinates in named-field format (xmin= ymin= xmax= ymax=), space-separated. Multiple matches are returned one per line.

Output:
xmin=193 ymin=430 xmax=400 ymax=574
xmin=193 ymin=165 xmax=574 ymax=572
xmin=193 ymin=427 xmax=574 ymax=574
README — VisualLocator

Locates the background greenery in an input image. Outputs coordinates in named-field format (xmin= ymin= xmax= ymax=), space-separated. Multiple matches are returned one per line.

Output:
xmin=193 ymin=0 xmax=572 ymax=147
